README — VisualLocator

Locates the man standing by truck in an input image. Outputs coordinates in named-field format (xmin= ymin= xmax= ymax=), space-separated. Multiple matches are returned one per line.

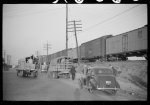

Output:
xmin=70 ymin=65 xmax=76 ymax=80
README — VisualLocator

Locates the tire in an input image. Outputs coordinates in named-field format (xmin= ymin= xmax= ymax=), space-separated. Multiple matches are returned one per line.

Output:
xmin=106 ymin=89 xmax=117 ymax=95
xmin=110 ymin=90 xmax=117 ymax=95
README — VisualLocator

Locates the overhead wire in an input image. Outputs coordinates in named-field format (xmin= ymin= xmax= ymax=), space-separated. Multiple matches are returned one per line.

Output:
xmin=67 ymin=4 xmax=143 ymax=47
xmin=78 ymin=4 xmax=142 ymax=35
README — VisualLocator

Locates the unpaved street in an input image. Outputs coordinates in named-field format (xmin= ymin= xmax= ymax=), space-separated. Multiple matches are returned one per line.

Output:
xmin=3 ymin=69 xmax=144 ymax=101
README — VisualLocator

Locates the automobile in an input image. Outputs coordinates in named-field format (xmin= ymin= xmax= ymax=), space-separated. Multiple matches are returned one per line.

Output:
xmin=78 ymin=66 xmax=120 ymax=95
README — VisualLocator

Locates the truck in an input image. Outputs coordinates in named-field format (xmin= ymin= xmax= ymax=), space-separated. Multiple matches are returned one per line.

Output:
xmin=48 ymin=56 xmax=74 ymax=79
xmin=16 ymin=56 xmax=39 ymax=78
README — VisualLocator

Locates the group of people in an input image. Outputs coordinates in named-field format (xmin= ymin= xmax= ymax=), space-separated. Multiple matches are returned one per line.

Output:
xmin=69 ymin=64 xmax=91 ymax=81
xmin=48 ymin=63 xmax=118 ymax=81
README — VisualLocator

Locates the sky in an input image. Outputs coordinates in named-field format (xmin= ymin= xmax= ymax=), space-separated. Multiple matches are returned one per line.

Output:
xmin=3 ymin=4 xmax=147 ymax=65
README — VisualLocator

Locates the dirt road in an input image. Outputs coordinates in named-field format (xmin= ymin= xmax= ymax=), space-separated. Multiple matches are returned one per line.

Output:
xmin=3 ymin=69 xmax=145 ymax=101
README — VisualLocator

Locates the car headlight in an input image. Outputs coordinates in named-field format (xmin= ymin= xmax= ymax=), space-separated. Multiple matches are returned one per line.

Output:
xmin=106 ymin=81 xmax=111 ymax=85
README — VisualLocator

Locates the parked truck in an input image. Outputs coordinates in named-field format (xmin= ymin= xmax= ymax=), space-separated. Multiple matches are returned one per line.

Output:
xmin=16 ymin=56 xmax=39 ymax=78
xmin=48 ymin=56 xmax=73 ymax=79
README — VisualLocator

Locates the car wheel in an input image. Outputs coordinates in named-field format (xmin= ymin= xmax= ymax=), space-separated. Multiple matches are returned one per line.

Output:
xmin=109 ymin=90 xmax=117 ymax=95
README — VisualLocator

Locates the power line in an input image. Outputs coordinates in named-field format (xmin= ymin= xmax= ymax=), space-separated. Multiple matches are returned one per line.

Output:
xmin=80 ymin=4 xmax=142 ymax=34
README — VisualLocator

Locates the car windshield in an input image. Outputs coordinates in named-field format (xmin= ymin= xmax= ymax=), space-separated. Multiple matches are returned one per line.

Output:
xmin=92 ymin=68 xmax=113 ymax=75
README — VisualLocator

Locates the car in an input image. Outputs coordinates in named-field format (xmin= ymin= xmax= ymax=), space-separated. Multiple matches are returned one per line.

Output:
xmin=78 ymin=66 xmax=120 ymax=95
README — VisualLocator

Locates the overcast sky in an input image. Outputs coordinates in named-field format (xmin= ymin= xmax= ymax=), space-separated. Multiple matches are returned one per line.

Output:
xmin=3 ymin=4 xmax=147 ymax=65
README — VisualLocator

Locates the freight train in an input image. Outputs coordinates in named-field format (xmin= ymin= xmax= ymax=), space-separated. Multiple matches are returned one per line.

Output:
xmin=39 ymin=25 xmax=147 ymax=64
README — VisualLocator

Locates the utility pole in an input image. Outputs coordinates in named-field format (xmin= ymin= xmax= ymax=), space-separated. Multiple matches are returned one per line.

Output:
xmin=35 ymin=50 xmax=40 ymax=57
xmin=7 ymin=54 xmax=11 ymax=65
xmin=43 ymin=41 xmax=51 ymax=65
xmin=67 ymin=20 xmax=82 ymax=65
xmin=66 ymin=4 xmax=68 ymax=57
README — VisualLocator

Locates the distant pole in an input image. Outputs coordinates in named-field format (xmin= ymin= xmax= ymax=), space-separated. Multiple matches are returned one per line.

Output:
xmin=66 ymin=4 xmax=68 ymax=57
xmin=35 ymin=50 xmax=39 ymax=57
xmin=43 ymin=41 xmax=51 ymax=65
xmin=47 ymin=42 xmax=48 ymax=56
xmin=7 ymin=54 xmax=11 ymax=65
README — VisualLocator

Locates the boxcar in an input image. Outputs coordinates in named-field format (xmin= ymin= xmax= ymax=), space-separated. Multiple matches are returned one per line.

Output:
xmin=128 ymin=26 xmax=147 ymax=52
xmin=68 ymin=48 xmax=73 ymax=59
xmin=68 ymin=48 xmax=78 ymax=59
xmin=106 ymin=25 xmax=147 ymax=60
xmin=80 ymin=44 xmax=86 ymax=59
xmin=50 ymin=53 xmax=57 ymax=60
xmin=80 ymin=35 xmax=112 ymax=60
xmin=60 ymin=49 xmax=67 ymax=57
xmin=56 ymin=51 xmax=61 ymax=57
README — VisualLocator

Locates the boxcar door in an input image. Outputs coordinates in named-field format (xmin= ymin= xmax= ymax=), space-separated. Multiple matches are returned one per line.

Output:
xmin=122 ymin=34 xmax=128 ymax=52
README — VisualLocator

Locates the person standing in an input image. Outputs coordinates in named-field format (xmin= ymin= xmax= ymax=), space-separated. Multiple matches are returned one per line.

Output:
xmin=70 ymin=65 xmax=76 ymax=80
xmin=109 ymin=64 xmax=117 ymax=76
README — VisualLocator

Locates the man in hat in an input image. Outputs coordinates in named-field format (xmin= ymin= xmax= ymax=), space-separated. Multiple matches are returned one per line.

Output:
xmin=70 ymin=65 xmax=76 ymax=80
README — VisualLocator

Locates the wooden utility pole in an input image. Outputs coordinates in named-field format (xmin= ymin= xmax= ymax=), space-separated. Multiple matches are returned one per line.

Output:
xmin=66 ymin=4 xmax=68 ymax=57
xmin=35 ymin=51 xmax=40 ymax=57
xmin=73 ymin=20 xmax=80 ymax=65
xmin=67 ymin=20 xmax=82 ymax=65
xmin=43 ymin=41 xmax=51 ymax=65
